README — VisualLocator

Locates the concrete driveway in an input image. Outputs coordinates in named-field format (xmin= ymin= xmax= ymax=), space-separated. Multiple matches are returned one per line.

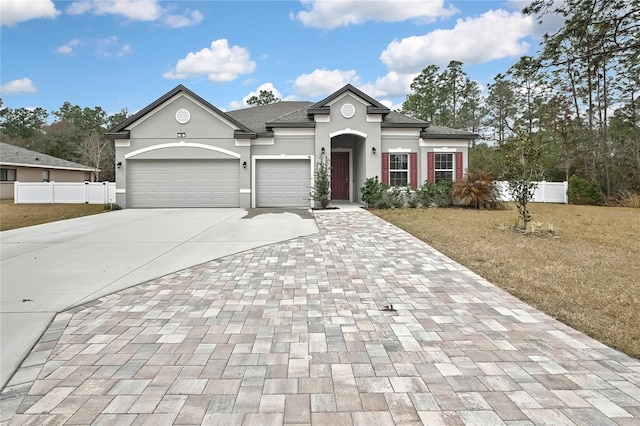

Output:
xmin=0 ymin=208 xmax=319 ymax=390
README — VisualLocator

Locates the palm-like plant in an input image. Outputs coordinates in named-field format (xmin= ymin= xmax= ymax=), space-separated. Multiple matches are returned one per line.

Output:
xmin=450 ymin=169 xmax=502 ymax=210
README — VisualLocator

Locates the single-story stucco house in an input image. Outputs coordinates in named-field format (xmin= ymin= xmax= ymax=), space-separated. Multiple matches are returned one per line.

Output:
xmin=107 ymin=84 xmax=477 ymax=209
xmin=0 ymin=142 xmax=97 ymax=199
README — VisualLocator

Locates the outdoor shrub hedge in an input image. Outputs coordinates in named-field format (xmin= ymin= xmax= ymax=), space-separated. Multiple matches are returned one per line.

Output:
xmin=568 ymin=175 xmax=605 ymax=205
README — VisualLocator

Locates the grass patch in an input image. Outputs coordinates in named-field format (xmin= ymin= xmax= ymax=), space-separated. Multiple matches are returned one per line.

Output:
xmin=373 ymin=203 xmax=640 ymax=359
xmin=0 ymin=199 xmax=108 ymax=231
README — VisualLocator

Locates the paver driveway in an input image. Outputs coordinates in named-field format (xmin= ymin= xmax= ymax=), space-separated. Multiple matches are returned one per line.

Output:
xmin=2 ymin=210 xmax=639 ymax=425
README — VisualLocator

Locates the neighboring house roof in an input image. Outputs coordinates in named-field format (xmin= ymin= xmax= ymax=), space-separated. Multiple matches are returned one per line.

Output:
xmin=0 ymin=142 xmax=95 ymax=171
xmin=106 ymin=84 xmax=478 ymax=140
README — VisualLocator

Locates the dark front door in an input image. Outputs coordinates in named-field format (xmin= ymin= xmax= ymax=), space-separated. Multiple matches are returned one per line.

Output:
xmin=331 ymin=151 xmax=349 ymax=200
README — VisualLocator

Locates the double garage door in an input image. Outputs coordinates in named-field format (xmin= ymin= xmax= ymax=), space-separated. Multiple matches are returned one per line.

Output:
xmin=129 ymin=159 xmax=239 ymax=208
xmin=255 ymin=159 xmax=310 ymax=207
xmin=128 ymin=158 xmax=310 ymax=208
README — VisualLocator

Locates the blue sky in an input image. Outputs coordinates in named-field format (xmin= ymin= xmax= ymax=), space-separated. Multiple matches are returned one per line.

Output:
xmin=1 ymin=0 xmax=558 ymax=119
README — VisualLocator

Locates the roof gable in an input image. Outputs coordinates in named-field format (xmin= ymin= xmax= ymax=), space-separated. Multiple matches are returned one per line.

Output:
xmin=106 ymin=85 xmax=255 ymax=139
xmin=310 ymin=84 xmax=389 ymax=111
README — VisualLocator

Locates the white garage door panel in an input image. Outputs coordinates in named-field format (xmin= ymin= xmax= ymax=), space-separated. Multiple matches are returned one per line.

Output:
xmin=129 ymin=160 xmax=239 ymax=208
xmin=256 ymin=160 xmax=310 ymax=207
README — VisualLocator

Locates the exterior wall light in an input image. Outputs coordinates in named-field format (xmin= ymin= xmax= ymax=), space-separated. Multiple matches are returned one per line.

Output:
xmin=117 ymin=161 xmax=122 ymax=168
xmin=321 ymin=147 xmax=326 ymax=155
xmin=372 ymin=147 xmax=377 ymax=154
xmin=243 ymin=161 xmax=247 ymax=169
xmin=177 ymin=132 xmax=186 ymax=138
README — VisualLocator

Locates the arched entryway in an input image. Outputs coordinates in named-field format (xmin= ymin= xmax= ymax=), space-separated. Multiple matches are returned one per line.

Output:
xmin=329 ymin=131 xmax=366 ymax=202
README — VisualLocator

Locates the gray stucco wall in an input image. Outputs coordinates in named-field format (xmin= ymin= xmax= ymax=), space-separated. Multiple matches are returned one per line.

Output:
xmin=314 ymin=94 xmax=382 ymax=204
xmin=115 ymin=94 xmax=250 ymax=208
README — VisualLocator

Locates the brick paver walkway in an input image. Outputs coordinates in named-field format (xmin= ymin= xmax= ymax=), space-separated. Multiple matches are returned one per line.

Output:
xmin=2 ymin=211 xmax=639 ymax=425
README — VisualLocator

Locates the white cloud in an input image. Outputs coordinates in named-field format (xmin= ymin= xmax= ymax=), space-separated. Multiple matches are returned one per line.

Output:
xmin=67 ymin=0 xmax=163 ymax=20
xmin=164 ymin=10 xmax=203 ymax=28
xmin=0 ymin=78 xmax=36 ymax=95
xmin=56 ymin=39 xmax=81 ymax=55
xmin=1 ymin=0 xmax=59 ymax=26
xmin=66 ymin=0 xmax=203 ymax=27
xmin=294 ymin=69 xmax=360 ymax=98
xmin=163 ymin=39 xmax=256 ymax=82
xmin=380 ymin=9 xmax=533 ymax=72
xmin=292 ymin=0 xmax=456 ymax=29
xmin=96 ymin=36 xmax=132 ymax=58
xmin=361 ymin=71 xmax=417 ymax=98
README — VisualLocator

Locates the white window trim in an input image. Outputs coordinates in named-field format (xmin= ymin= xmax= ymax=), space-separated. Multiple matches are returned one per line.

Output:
xmin=389 ymin=153 xmax=409 ymax=187
xmin=434 ymin=152 xmax=454 ymax=183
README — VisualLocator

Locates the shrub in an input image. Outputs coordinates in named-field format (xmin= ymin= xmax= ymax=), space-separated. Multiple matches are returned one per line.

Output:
xmin=382 ymin=186 xmax=405 ymax=209
xmin=360 ymin=176 xmax=386 ymax=207
xmin=407 ymin=190 xmax=419 ymax=208
xmin=568 ymin=175 xmax=604 ymax=205
xmin=311 ymin=156 xmax=331 ymax=208
xmin=415 ymin=181 xmax=452 ymax=207
xmin=508 ymin=178 xmax=538 ymax=230
xmin=450 ymin=169 xmax=503 ymax=210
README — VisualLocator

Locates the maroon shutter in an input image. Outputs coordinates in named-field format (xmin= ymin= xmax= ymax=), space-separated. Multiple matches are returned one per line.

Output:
xmin=455 ymin=152 xmax=463 ymax=181
xmin=409 ymin=152 xmax=417 ymax=187
xmin=381 ymin=153 xmax=389 ymax=185
xmin=427 ymin=152 xmax=435 ymax=183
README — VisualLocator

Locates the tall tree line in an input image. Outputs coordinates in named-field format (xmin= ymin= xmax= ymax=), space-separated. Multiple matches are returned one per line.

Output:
xmin=0 ymin=100 xmax=129 ymax=182
xmin=402 ymin=0 xmax=640 ymax=195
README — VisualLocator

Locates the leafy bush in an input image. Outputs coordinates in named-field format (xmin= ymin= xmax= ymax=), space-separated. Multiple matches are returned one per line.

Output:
xmin=310 ymin=156 xmax=332 ymax=208
xmin=568 ymin=175 xmax=604 ymax=205
xmin=415 ymin=181 xmax=452 ymax=207
xmin=508 ymin=178 xmax=538 ymax=229
xmin=379 ymin=186 xmax=405 ymax=209
xmin=450 ymin=170 xmax=503 ymax=210
xmin=407 ymin=190 xmax=419 ymax=208
xmin=360 ymin=176 xmax=386 ymax=207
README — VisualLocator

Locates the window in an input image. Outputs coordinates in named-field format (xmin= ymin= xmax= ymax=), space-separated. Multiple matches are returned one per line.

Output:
xmin=1 ymin=168 xmax=16 ymax=182
xmin=389 ymin=154 xmax=408 ymax=186
xmin=42 ymin=170 xmax=50 ymax=182
xmin=434 ymin=153 xmax=453 ymax=183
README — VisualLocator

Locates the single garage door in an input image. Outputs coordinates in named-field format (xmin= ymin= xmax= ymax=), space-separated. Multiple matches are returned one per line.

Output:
xmin=256 ymin=159 xmax=311 ymax=207
xmin=129 ymin=159 xmax=239 ymax=208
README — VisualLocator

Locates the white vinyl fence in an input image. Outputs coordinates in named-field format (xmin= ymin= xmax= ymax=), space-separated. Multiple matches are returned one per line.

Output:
xmin=495 ymin=181 xmax=568 ymax=204
xmin=14 ymin=181 xmax=116 ymax=204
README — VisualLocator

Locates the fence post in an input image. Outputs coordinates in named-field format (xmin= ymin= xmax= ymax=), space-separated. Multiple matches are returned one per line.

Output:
xmin=564 ymin=181 xmax=568 ymax=204
xmin=541 ymin=181 xmax=546 ymax=203
xmin=50 ymin=181 xmax=55 ymax=204
xmin=14 ymin=181 xmax=19 ymax=204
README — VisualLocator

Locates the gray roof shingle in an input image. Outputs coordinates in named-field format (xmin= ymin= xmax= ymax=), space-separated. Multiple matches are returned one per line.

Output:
xmin=0 ymin=142 xmax=95 ymax=171
xmin=226 ymin=102 xmax=313 ymax=134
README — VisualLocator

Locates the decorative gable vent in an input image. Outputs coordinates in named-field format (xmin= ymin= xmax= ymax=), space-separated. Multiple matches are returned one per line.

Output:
xmin=341 ymin=103 xmax=356 ymax=119
xmin=175 ymin=109 xmax=191 ymax=124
